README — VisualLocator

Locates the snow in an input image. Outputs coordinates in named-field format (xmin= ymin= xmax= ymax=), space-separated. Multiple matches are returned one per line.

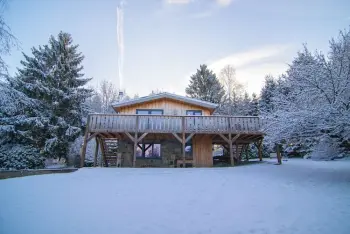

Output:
xmin=1 ymin=159 xmax=350 ymax=234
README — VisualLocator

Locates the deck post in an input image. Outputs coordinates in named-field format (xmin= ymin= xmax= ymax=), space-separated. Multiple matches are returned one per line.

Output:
xmin=133 ymin=115 xmax=139 ymax=168
xmin=80 ymin=115 xmax=91 ymax=168
xmin=258 ymin=139 xmax=263 ymax=161
xmin=276 ymin=143 xmax=282 ymax=165
xmin=182 ymin=116 xmax=186 ymax=168
xmin=236 ymin=143 xmax=239 ymax=162
xmin=94 ymin=137 xmax=99 ymax=167
xmin=98 ymin=138 xmax=104 ymax=167
xmin=229 ymin=133 xmax=234 ymax=166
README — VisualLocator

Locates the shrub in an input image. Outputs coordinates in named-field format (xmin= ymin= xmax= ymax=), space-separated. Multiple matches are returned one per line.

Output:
xmin=0 ymin=144 xmax=45 ymax=170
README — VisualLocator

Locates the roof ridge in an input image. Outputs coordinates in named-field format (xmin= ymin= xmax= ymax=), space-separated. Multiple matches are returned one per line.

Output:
xmin=111 ymin=92 xmax=218 ymax=110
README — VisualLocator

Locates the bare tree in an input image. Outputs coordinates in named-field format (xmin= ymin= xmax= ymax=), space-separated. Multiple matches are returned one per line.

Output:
xmin=219 ymin=65 xmax=244 ymax=114
xmin=0 ymin=0 xmax=19 ymax=77
xmin=99 ymin=80 xmax=119 ymax=113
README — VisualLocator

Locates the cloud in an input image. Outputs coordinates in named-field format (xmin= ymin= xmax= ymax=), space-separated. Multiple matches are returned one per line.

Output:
xmin=165 ymin=0 xmax=235 ymax=7
xmin=208 ymin=44 xmax=291 ymax=73
xmin=205 ymin=44 xmax=293 ymax=94
xmin=190 ymin=11 xmax=213 ymax=19
xmin=215 ymin=0 xmax=234 ymax=7
xmin=165 ymin=0 xmax=193 ymax=4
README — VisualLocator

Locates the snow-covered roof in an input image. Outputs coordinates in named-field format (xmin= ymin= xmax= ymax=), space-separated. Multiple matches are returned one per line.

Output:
xmin=111 ymin=92 xmax=218 ymax=111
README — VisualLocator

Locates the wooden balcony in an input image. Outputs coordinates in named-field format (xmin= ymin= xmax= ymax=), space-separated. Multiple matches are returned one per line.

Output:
xmin=87 ymin=114 xmax=264 ymax=134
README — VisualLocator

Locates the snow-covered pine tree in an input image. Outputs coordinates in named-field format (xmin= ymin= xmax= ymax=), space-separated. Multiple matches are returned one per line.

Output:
xmin=250 ymin=93 xmax=259 ymax=116
xmin=8 ymin=31 xmax=93 ymax=161
xmin=259 ymin=75 xmax=277 ymax=114
xmin=185 ymin=64 xmax=225 ymax=104
xmin=240 ymin=92 xmax=252 ymax=116
xmin=0 ymin=81 xmax=46 ymax=169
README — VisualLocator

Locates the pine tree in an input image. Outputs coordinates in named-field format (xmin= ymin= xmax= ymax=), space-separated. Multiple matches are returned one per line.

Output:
xmin=186 ymin=64 xmax=225 ymax=104
xmin=260 ymin=75 xmax=277 ymax=113
xmin=250 ymin=93 xmax=259 ymax=116
xmin=6 ymin=31 xmax=92 ymax=161
xmin=240 ymin=92 xmax=251 ymax=116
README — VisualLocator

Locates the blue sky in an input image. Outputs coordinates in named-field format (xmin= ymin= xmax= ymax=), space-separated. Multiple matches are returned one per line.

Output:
xmin=3 ymin=0 xmax=350 ymax=96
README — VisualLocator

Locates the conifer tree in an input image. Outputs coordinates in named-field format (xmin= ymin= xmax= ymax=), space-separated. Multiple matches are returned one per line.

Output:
xmin=186 ymin=64 xmax=225 ymax=104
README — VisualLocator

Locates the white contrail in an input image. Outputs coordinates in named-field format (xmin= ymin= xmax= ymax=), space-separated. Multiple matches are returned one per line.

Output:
xmin=117 ymin=1 xmax=125 ymax=91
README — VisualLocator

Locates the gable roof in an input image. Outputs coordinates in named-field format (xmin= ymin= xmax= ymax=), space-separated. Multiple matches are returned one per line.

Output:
xmin=111 ymin=92 xmax=218 ymax=111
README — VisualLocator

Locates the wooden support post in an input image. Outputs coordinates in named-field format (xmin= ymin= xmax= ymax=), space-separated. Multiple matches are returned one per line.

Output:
xmin=133 ymin=134 xmax=138 ymax=167
xmin=133 ymin=116 xmax=139 ymax=168
xmin=94 ymin=138 xmax=99 ymax=167
xmin=236 ymin=143 xmax=239 ymax=161
xmin=276 ymin=143 xmax=282 ymax=165
xmin=258 ymin=139 xmax=263 ymax=161
xmin=80 ymin=115 xmax=91 ymax=168
xmin=98 ymin=138 xmax=104 ymax=167
xmin=229 ymin=133 xmax=234 ymax=166
xmin=182 ymin=116 xmax=186 ymax=168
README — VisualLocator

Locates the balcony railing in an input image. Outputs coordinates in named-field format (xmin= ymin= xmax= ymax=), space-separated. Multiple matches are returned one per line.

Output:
xmin=87 ymin=114 xmax=264 ymax=134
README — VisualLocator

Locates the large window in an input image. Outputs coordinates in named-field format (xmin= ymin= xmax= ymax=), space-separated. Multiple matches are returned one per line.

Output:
xmin=136 ymin=143 xmax=161 ymax=158
xmin=186 ymin=110 xmax=202 ymax=116
xmin=136 ymin=109 xmax=163 ymax=115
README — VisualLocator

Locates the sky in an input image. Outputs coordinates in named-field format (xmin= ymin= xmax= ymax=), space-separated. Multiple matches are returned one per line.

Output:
xmin=3 ymin=0 xmax=350 ymax=97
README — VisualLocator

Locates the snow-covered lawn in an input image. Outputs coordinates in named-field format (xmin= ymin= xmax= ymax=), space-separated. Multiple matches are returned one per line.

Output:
xmin=1 ymin=159 xmax=350 ymax=234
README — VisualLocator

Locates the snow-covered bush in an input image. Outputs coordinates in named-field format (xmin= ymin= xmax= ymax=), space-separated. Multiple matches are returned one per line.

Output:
xmin=0 ymin=144 xmax=45 ymax=170
xmin=309 ymin=136 xmax=340 ymax=160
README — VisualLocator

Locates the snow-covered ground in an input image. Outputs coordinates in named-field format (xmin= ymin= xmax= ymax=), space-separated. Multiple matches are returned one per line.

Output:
xmin=1 ymin=159 xmax=350 ymax=234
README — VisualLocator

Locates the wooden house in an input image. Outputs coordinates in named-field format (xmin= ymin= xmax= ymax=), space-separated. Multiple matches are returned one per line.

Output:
xmin=80 ymin=92 xmax=264 ymax=168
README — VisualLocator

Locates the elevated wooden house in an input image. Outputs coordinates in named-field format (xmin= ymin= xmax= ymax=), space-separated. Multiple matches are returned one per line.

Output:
xmin=80 ymin=92 xmax=264 ymax=168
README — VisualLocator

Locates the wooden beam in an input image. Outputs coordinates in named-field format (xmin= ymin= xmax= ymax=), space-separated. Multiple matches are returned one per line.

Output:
xmin=125 ymin=132 xmax=135 ymax=142
xmin=258 ymin=139 xmax=263 ymax=161
xmin=222 ymin=144 xmax=229 ymax=152
xmin=133 ymin=116 xmax=139 ymax=167
xmin=219 ymin=134 xmax=230 ymax=144
xmin=145 ymin=143 xmax=153 ymax=151
xmin=172 ymin=133 xmax=182 ymax=143
xmin=232 ymin=134 xmax=241 ymax=143
xmin=229 ymin=133 xmax=234 ymax=166
xmin=276 ymin=143 xmax=282 ymax=165
xmin=182 ymin=117 xmax=186 ymax=167
xmin=137 ymin=133 xmax=148 ymax=143
xmin=98 ymin=138 xmax=104 ymax=167
xmin=80 ymin=115 xmax=91 ymax=168
xmin=86 ymin=132 xmax=98 ymax=143
xmin=185 ymin=133 xmax=195 ymax=143
xmin=133 ymin=133 xmax=138 ymax=168
xmin=94 ymin=138 xmax=99 ymax=167
xmin=104 ymin=132 xmax=115 ymax=138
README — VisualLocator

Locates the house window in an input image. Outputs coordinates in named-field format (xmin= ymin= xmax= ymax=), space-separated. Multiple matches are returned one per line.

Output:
xmin=136 ymin=109 xmax=164 ymax=115
xmin=186 ymin=110 xmax=202 ymax=116
xmin=136 ymin=143 xmax=161 ymax=158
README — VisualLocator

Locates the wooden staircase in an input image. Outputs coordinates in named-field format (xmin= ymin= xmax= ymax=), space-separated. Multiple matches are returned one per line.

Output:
xmin=100 ymin=138 xmax=120 ymax=167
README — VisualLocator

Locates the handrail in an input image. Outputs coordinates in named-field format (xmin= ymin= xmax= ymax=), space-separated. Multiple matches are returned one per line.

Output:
xmin=87 ymin=114 xmax=263 ymax=134
xmin=88 ymin=113 xmax=261 ymax=118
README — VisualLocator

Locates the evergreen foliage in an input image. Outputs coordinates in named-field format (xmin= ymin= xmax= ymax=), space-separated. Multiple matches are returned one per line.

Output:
xmin=186 ymin=64 xmax=225 ymax=104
